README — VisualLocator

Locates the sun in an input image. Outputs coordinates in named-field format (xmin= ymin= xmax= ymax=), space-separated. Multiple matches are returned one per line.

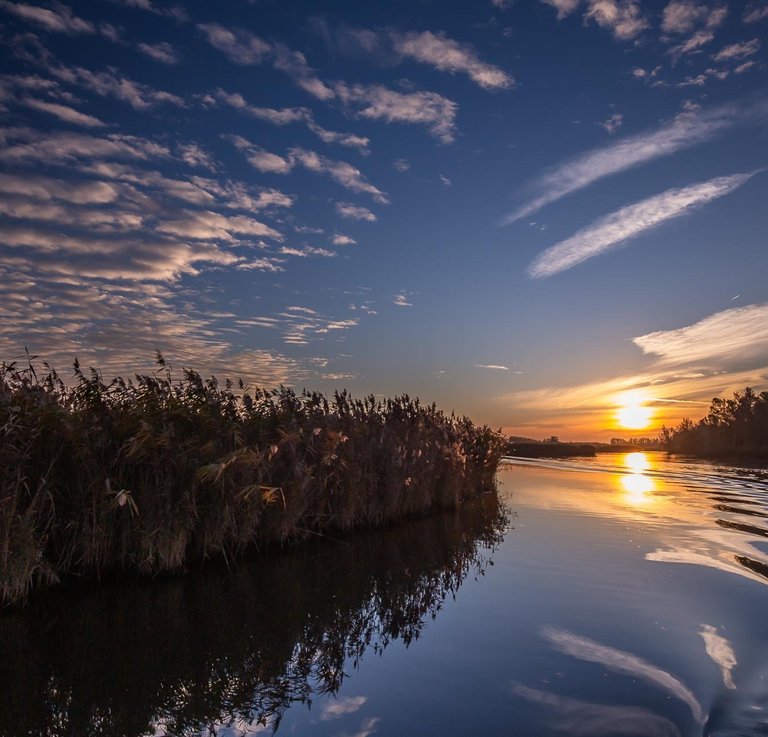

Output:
xmin=615 ymin=392 xmax=653 ymax=430
xmin=617 ymin=403 xmax=652 ymax=430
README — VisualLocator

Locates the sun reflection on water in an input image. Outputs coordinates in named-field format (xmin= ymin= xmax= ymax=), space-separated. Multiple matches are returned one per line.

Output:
xmin=621 ymin=452 xmax=655 ymax=504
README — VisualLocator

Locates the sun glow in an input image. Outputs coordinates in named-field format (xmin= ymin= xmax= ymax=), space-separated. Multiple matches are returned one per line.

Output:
xmin=615 ymin=392 xmax=653 ymax=430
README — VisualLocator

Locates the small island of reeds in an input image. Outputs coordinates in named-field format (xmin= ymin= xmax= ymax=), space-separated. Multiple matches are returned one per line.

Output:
xmin=0 ymin=356 xmax=505 ymax=606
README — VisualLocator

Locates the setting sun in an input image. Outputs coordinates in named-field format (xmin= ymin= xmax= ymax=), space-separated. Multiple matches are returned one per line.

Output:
xmin=615 ymin=392 xmax=653 ymax=430
xmin=617 ymin=403 xmax=652 ymax=429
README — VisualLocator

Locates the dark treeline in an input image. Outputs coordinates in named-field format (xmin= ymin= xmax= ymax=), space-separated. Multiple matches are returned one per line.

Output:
xmin=0 ymin=356 xmax=505 ymax=606
xmin=663 ymin=387 xmax=768 ymax=460
xmin=0 ymin=494 xmax=507 ymax=737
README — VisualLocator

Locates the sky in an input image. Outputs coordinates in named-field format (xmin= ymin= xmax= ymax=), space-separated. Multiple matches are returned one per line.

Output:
xmin=0 ymin=0 xmax=767 ymax=440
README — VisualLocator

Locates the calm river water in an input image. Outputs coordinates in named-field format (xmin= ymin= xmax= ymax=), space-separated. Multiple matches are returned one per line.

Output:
xmin=2 ymin=452 xmax=768 ymax=737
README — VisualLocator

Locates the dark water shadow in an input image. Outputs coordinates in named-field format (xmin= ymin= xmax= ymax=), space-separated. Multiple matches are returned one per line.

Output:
xmin=0 ymin=495 xmax=506 ymax=737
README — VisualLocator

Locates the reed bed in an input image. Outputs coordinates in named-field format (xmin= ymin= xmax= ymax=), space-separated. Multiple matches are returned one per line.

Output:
xmin=0 ymin=355 xmax=505 ymax=605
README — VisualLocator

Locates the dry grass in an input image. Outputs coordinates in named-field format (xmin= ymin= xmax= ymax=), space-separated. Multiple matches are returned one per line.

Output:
xmin=0 ymin=354 xmax=505 ymax=605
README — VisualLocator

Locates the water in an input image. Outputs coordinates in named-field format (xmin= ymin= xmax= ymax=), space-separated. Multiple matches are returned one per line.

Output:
xmin=2 ymin=451 xmax=768 ymax=737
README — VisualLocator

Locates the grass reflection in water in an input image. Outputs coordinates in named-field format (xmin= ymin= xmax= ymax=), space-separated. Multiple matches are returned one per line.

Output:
xmin=0 ymin=494 xmax=506 ymax=737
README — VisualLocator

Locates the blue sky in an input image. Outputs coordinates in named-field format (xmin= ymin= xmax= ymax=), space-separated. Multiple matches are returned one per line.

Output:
xmin=1 ymin=0 xmax=766 ymax=439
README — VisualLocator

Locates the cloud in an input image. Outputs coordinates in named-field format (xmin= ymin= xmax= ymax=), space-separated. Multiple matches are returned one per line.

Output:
xmin=598 ymin=111 xmax=623 ymax=134
xmin=584 ymin=0 xmax=649 ymax=40
xmin=393 ymin=292 xmax=412 ymax=307
xmin=225 ymin=135 xmax=293 ymax=174
xmin=271 ymin=43 xmax=335 ymax=100
xmin=211 ymin=89 xmax=369 ymax=152
xmin=136 ymin=41 xmax=179 ymax=65
xmin=288 ymin=147 xmax=388 ymax=202
xmin=50 ymin=64 xmax=185 ymax=109
xmin=305 ymin=120 xmax=370 ymax=152
xmin=198 ymin=24 xmax=334 ymax=100
xmin=334 ymin=82 xmax=458 ymax=144
xmin=278 ymin=245 xmax=336 ymax=258
xmin=177 ymin=143 xmax=217 ymax=171
xmin=0 ymin=172 xmax=119 ymax=204
xmin=393 ymin=158 xmax=410 ymax=172
xmin=540 ymin=0 xmax=582 ymax=19
xmin=744 ymin=4 xmax=768 ymax=23
xmin=335 ymin=202 xmax=377 ymax=221
xmin=319 ymin=25 xmax=512 ymax=91
xmin=197 ymin=23 xmax=271 ymax=64
xmin=528 ymin=172 xmax=755 ymax=278
xmin=712 ymin=38 xmax=761 ymax=62
xmin=661 ymin=3 xmax=728 ymax=59
xmin=107 ymin=0 xmax=187 ymax=21
xmin=0 ymin=1 xmax=96 ymax=34
xmin=633 ymin=303 xmax=768 ymax=367
xmin=155 ymin=210 xmax=282 ymax=242
xmin=475 ymin=364 xmax=510 ymax=370
xmin=501 ymin=102 xmax=750 ymax=224
xmin=0 ymin=127 xmax=172 ymax=164
xmin=662 ymin=1 xmax=727 ymax=34
xmin=332 ymin=234 xmax=356 ymax=246
xmin=225 ymin=136 xmax=387 ymax=201
xmin=541 ymin=626 xmax=704 ymax=722
xmin=390 ymin=31 xmax=513 ymax=90
xmin=20 ymin=97 xmax=106 ymax=127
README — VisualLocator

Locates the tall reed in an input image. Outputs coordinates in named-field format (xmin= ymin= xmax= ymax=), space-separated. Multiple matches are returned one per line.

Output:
xmin=0 ymin=355 xmax=505 ymax=605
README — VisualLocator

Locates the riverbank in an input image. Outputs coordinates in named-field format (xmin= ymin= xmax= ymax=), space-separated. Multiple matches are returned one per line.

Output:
xmin=0 ymin=358 xmax=505 ymax=606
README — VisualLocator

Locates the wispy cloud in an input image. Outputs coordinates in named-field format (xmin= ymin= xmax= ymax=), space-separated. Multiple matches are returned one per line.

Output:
xmin=474 ymin=363 xmax=510 ymax=370
xmin=108 ymin=0 xmax=187 ymax=21
xmin=288 ymin=147 xmax=389 ymax=203
xmin=393 ymin=292 xmax=412 ymax=307
xmin=211 ymin=89 xmax=368 ymax=152
xmin=50 ymin=64 xmax=185 ymax=109
xmin=226 ymin=136 xmax=387 ymax=202
xmin=336 ymin=202 xmax=377 ymax=221
xmin=0 ymin=1 xmax=96 ymax=34
xmin=334 ymin=82 xmax=458 ymax=144
xmin=197 ymin=24 xmax=334 ymax=100
xmin=137 ymin=41 xmax=179 ymax=65
xmin=0 ymin=127 xmax=172 ymax=164
xmin=712 ymin=38 xmax=761 ymax=62
xmin=528 ymin=172 xmax=755 ymax=278
xmin=390 ymin=31 xmax=513 ymax=90
xmin=319 ymin=25 xmax=512 ymax=91
xmin=20 ymin=97 xmax=106 ymax=127
xmin=197 ymin=23 xmax=271 ymax=64
xmin=502 ymin=102 xmax=750 ymax=224
xmin=744 ymin=4 xmax=768 ymax=23
xmin=633 ymin=303 xmax=768 ymax=366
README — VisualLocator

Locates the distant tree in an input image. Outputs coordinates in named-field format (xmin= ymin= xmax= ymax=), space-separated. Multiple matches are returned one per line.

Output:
xmin=664 ymin=388 xmax=768 ymax=459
